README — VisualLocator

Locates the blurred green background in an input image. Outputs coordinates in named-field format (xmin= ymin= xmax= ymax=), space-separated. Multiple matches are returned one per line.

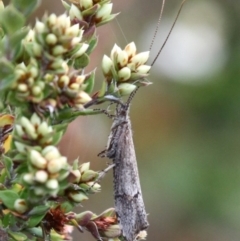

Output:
xmin=6 ymin=0 xmax=240 ymax=240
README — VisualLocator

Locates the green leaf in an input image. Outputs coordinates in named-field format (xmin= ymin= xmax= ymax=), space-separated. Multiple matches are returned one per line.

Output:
xmin=0 ymin=6 xmax=25 ymax=35
xmin=12 ymin=0 xmax=41 ymax=18
xmin=2 ymin=156 xmax=13 ymax=179
xmin=86 ymin=37 xmax=98 ymax=55
xmin=73 ymin=53 xmax=90 ymax=69
xmin=8 ymin=230 xmax=28 ymax=241
xmin=28 ymin=205 xmax=49 ymax=216
xmin=0 ymin=190 xmax=19 ymax=209
xmin=51 ymin=131 xmax=64 ymax=145
xmin=83 ymin=71 xmax=95 ymax=94
xmin=27 ymin=214 xmax=46 ymax=228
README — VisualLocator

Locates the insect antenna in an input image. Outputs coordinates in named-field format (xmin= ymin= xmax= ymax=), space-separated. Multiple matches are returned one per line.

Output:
xmin=149 ymin=0 xmax=166 ymax=52
xmin=150 ymin=0 xmax=186 ymax=67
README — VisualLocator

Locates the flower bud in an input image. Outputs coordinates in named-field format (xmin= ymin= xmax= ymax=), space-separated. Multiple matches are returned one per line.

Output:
xmin=46 ymin=33 xmax=58 ymax=45
xmin=47 ymin=159 xmax=63 ymax=174
xmin=35 ymin=170 xmax=48 ymax=183
xmin=37 ymin=122 xmax=51 ymax=136
xmin=124 ymin=42 xmax=136 ymax=58
xmin=32 ymin=85 xmax=42 ymax=96
xmin=117 ymin=50 xmax=128 ymax=68
xmin=71 ymin=170 xmax=81 ymax=183
xmin=15 ymin=125 xmax=24 ymax=137
xmin=130 ymin=51 xmax=150 ymax=66
xmin=74 ymin=43 xmax=89 ymax=57
xmin=23 ymin=173 xmax=34 ymax=184
xmin=30 ymin=150 xmax=47 ymax=169
xmin=14 ymin=199 xmax=28 ymax=214
xmin=110 ymin=44 xmax=121 ymax=60
xmin=79 ymin=162 xmax=90 ymax=173
xmin=46 ymin=179 xmax=59 ymax=189
xmin=118 ymin=67 xmax=131 ymax=82
xmin=80 ymin=0 xmax=93 ymax=9
xmin=96 ymin=3 xmax=113 ymax=20
xmin=118 ymin=83 xmax=137 ymax=96
xmin=81 ymin=170 xmax=98 ymax=182
xmin=136 ymin=65 xmax=151 ymax=74
xmin=30 ymin=113 xmax=41 ymax=126
xmin=17 ymin=83 xmax=28 ymax=92
xmin=102 ymin=55 xmax=113 ymax=76
xmin=69 ymin=191 xmax=88 ymax=202
xmin=35 ymin=20 xmax=45 ymax=33
xmin=52 ymin=45 xmax=67 ymax=56
xmin=42 ymin=146 xmax=60 ymax=160
xmin=20 ymin=116 xmax=37 ymax=139
xmin=103 ymin=224 xmax=121 ymax=238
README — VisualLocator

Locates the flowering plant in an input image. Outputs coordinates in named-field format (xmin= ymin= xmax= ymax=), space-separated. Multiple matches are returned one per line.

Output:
xmin=0 ymin=0 xmax=151 ymax=240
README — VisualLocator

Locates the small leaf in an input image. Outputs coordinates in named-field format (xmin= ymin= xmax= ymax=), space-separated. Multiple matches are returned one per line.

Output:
xmin=51 ymin=131 xmax=64 ymax=146
xmin=12 ymin=0 xmax=41 ymax=18
xmin=8 ymin=230 xmax=28 ymax=241
xmin=86 ymin=36 xmax=98 ymax=55
xmin=28 ymin=205 xmax=49 ymax=216
xmin=2 ymin=156 xmax=13 ymax=179
xmin=73 ymin=54 xmax=90 ymax=69
xmin=0 ymin=190 xmax=19 ymax=210
xmin=83 ymin=71 xmax=95 ymax=94
xmin=0 ymin=6 xmax=25 ymax=35
xmin=27 ymin=214 xmax=47 ymax=228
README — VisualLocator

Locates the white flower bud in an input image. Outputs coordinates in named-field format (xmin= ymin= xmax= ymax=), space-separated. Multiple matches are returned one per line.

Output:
xmin=69 ymin=191 xmax=88 ymax=202
xmin=118 ymin=67 xmax=131 ymax=81
xmin=46 ymin=33 xmax=58 ymax=45
xmin=47 ymin=159 xmax=62 ymax=174
xmin=46 ymin=179 xmax=59 ymax=189
xmin=102 ymin=55 xmax=113 ymax=75
xmin=35 ymin=20 xmax=45 ymax=33
xmin=117 ymin=50 xmax=128 ymax=67
xmin=124 ymin=42 xmax=137 ymax=58
xmin=20 ymin=116 xmax=37 ymax=139
xmin=48 ymin=13 xmax=57 ymax=26
xmin=42 ymin=146 xmax=60 ymax=160
xmin=23 ymin=173 xmax=34 ymax=184
xmin=118 ymin=83 xmax=137 ymax=96
xmin=71 ymin=170 xmax=81 ymax=183
xmin=30 ymin=113 xmax=41 ymax=127
xmin=96 ymin=3 xmax=113 ymax=20
xmin=32 ymin=85 xmax=42 ymax=96
xmin=74 ymin=43 xmax=89 ymax=57
xmin=69 ymin=4 xmax=83 ymax=21
xmin=30 ymin=150 xmax=47 ymax=169
xmin=130 ymin=51 xmax=150 ymax=66
xmin=17 ymin=83 xmax=28 ymax=92
xmin=52 ymin=45 xmax=67 ymax=56
xmin=15 ymin=125 xmax=24 ymax=137
xmin=136 ymin=65 xmax=151 ymax=74
xmin=66 ymin=24 xmax=80 ymax=37
xmin=79 ymin=162 xmax=90 ymax=173
xmin=34 ymin=187 xmax=46 ymax=196
xmin=110 ymin=44 xmax=121 ymax=60
xmin=37 ymin=122 xmax=51 ymax=136
xmin=80 ymin=0 xmax=93 ymax=9
xmin=14 ymin=199 xmax=28 ymax=214
xmin=35 ymin=170 xmax=48 ymax=183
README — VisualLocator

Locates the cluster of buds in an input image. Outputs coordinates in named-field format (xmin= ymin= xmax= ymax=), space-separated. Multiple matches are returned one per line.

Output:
xmin=53 ymin=71 xmax=93 ymax=109
xmin=14 ymin=113 xmax=58 ymax=147
xmin=101 ymin=42 xmax=152 ymax=96
xmin=63 ymin=0 xmax=117 ymax=29
xmin=24 ymin=13 xmax=88 ymax=72
xmin=74 ymin=208 xmax=121 ymax=240
xmin=67 ymin=162 xmax=100 ymax=203
xmin=10 ymin=60 xmax=44 ymax=103
xmin=22 ymin=145 xmax=69 ymax=197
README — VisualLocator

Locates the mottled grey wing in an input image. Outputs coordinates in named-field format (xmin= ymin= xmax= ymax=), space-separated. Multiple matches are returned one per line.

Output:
xmin=112 ymin=121 xmax=149 ymax=241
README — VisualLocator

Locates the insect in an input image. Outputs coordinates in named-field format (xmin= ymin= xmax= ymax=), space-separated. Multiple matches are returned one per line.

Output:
xmin=99 ymin=89 xmax=148 ymax=241
xmin=98 ymin=1 xmax=186 ymax=240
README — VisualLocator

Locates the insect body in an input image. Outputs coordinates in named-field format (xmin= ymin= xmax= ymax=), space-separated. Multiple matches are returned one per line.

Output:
xmin=99 ymin=101 xmax=148 ymax=241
